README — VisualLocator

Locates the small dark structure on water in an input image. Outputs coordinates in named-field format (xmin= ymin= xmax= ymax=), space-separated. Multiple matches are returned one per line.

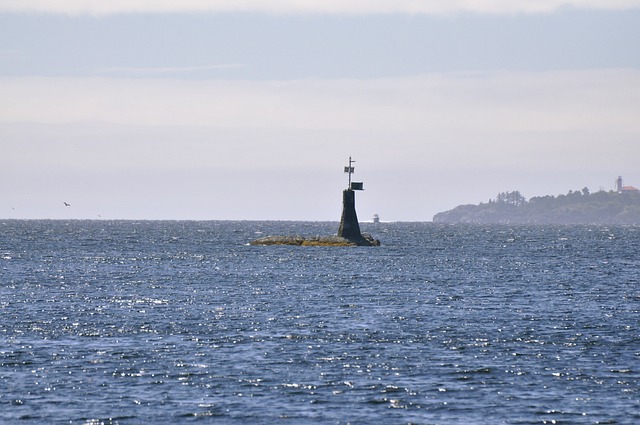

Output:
xmin=336 ymin=157 xmax=379 ymax=246
xmin=250 ymin=157 xmax=380 ymax=246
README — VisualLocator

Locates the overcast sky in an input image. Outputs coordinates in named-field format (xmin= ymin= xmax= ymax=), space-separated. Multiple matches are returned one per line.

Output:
xmin=2 ymin=1 xmax=640 ymax=221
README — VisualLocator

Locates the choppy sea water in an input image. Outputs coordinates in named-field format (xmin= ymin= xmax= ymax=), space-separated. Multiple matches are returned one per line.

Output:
xmin=1 ymin=220 xmax=638 ymax=424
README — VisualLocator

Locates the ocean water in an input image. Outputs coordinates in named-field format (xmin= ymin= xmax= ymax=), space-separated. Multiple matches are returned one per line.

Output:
xmin=1 ymin=220 xmax=638 ymax=424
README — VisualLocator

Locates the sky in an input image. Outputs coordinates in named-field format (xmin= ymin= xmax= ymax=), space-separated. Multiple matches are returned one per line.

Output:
xmin=2 ymin=1 xmax=640 ymax=221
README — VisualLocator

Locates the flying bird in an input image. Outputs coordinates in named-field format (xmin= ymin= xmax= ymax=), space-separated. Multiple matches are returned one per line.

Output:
xmin=64 ymin=202 xmax=71 ymax=207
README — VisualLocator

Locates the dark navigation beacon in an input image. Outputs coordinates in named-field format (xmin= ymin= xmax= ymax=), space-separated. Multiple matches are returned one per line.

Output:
xmin=249 ymin=156 xmax=379 ymax=246
xmin=338 ymin=157 xmax=377 ymax=245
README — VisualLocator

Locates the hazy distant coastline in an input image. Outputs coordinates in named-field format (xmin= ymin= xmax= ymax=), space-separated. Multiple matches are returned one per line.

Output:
xmin=433 ymin=189 xmax=640 ymax=225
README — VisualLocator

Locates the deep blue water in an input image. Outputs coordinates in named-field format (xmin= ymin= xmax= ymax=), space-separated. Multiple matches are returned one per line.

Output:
xmin=1 ymin=220 xmax=638 ymax=424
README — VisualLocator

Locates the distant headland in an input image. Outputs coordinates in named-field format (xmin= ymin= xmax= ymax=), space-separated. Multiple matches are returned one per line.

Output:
xmin=251 ymin=157 xmax=380 ymax=246
xmin=433 ymin=176 xmax=640 ymax=225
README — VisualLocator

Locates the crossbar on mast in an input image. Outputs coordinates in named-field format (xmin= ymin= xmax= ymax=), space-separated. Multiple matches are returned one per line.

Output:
xmin=344 ymin=156 xmax=355 ymax=189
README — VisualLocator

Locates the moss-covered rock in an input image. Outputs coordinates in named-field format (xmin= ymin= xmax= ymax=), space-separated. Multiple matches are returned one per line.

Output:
xmin=250 ymin=233 xmax=380 ymax=246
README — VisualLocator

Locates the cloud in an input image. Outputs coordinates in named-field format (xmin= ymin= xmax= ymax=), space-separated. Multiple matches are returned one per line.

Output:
xmin=99 ymin=64 xmax=245 ymax=76
xmin=2 ymin=69 xmax=639 ymax=177
xmin=3 ymin=70 xmax=639 ymax=220
xmin=1 ymin=0 xmax=640 ymax=16
xmin=2 ymin=70 xmax=639 ymax=133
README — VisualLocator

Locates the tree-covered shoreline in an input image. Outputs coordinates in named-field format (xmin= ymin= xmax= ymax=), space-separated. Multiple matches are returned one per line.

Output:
xmin=433 ymin=189 xmax=640 ymax=224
